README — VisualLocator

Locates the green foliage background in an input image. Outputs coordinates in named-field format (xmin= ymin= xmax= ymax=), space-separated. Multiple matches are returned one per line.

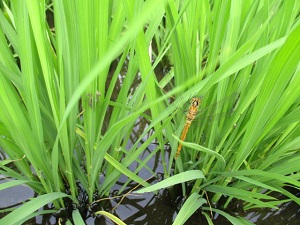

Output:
xmin=0 ymin=0 xmax=300 ymax=224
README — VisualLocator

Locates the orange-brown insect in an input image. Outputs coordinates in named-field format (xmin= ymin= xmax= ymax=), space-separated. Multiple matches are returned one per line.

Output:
xmin=175 ymin=97 xmax=201 ymax=159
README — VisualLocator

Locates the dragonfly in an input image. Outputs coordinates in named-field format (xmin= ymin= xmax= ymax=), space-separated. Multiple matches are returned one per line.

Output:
xmin=173 ymin=93 xmax=239 ymax=159
xmin=175 ymin=97 xmax=201 ymax=159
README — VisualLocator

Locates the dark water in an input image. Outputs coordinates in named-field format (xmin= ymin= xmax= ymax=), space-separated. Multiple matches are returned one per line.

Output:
xmin=1 ymin=144 xmax=300 ymax=225
xmin=1 ymin=179 xmax=299 ymax=224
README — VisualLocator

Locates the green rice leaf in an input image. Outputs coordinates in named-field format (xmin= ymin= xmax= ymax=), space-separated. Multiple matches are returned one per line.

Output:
xmin=173 ymin=193 xmax=207 ymax=225
xmin=135 ymin=170 xmax=204 ymax=193
xmin=95 ymin=211 xmax=126 ymax=225
xmin=72 ymin=209 xmax=86 ymax=225
xmin=0 ymin=192 xmax=75 ymax=225
xmin=0 ymin=180 xmax=28 ymax=191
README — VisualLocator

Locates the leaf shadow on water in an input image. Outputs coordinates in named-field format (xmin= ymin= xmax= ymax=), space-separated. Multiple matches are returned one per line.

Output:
xmin=1 ymin=144 xmax=300 ymax=225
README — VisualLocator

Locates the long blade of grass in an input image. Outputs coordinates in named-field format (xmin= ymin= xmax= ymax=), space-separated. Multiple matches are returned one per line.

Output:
xmin=233 ymin=22 xmax=300 ymax=171
xmin=135 ymin=170 xmax=204 ymax=193
xmin=0 ymin=180 xmax=28 ymax=190
xmin=72 ymin=209 xmax=86 ymax=225
xmin=95 ymin=210 xmax=126 ymax=225
xmin=0 ymin=192 xmax=74 ymax=225
xmin=203 ymin=207 xmax=254 ymax=225
xmin=173 ymin=193 xmax=207 ymax=225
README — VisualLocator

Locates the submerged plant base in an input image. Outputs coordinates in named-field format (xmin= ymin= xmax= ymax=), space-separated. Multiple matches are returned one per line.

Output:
xmin=1 ymin=179 xmax=299 ymax=224
xmin=52 ymin=183 xmax=120 ymax=224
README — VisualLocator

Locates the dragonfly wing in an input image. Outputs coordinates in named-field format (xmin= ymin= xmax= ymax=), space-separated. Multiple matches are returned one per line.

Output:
xmin=165 ymin=90 xmax=239 ymax=122
xmin=193 ymin=92 xmax=239 ymax=121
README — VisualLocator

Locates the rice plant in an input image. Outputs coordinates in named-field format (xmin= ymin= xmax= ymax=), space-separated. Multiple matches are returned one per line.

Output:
xmin=0 ymin=0 xmax=300 ymax=224
xmin=0 ymin=0 xmax=169 ymax=223
xmin=137 ymin=0 xmax=300 ymax=224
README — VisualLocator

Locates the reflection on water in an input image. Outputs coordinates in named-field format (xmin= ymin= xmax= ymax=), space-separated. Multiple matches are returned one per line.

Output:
xmin=109 ymin=189 xmax=175 ymax=225
xmin=245 ymin=190 xmax=300 ymax=225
